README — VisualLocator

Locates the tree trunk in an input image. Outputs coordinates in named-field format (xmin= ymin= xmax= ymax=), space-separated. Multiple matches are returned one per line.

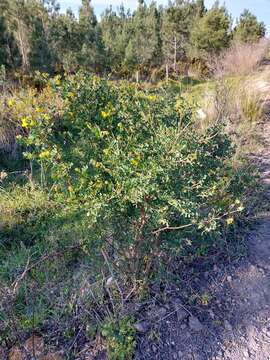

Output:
xmin=136 ymin=70 xmax=139 ymax=83
xmin=173 ymin=32 xmax=177 ymax=73
xmin=166 ymin=63 xmax=169 ymax=81
xmin=16 ymin=19 xmax=30 ymax=73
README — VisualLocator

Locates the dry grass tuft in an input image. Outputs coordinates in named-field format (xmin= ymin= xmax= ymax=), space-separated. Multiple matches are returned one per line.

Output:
xmin=209 ymin=39 xmax=270 ymax=78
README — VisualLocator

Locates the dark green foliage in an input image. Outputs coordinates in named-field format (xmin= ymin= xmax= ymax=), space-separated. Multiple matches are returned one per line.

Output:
xmin=234 ymin=9 xmax=266 ymax=43
xmin=17 ymin=74 xmax=246 ymax=278
xmin=0 ymin=0 xmax=266 ymax=78
xmin=189 ymin=2 xmax=232 ymax=58
xmin=101 ymin=317 xmax=136 ymax=360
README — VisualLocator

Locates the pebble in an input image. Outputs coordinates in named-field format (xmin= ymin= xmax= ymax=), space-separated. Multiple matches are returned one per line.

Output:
xmin=243 ymin=349 xmax=249 ymax=358
xmin=134 ymin=321 xmax=149 ymax=333
xmin=224 ymin=320 xmax=233 ymax=332
xmin=188 ymin=316 xmax=203 ymax=332
xmin=147 ymin=306 xmax=167 ymax=319
xmin=176 ymin=308 xmax=188 ymax=322
xmin=106 ymin=276 xmax=114 ymax=287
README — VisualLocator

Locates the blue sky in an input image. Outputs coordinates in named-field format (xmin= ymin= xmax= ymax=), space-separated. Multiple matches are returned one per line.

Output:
xmin=59 ymin=0 xmax=270 ymax=33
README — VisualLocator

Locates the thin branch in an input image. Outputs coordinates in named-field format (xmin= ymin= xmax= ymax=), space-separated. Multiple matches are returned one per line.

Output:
xmin=152 ymin=209 xmax=242 ymax=236
xmin=152 ymin=223 xmax=193 ymax=236
xmin=12 ymin=244 xmax=82 ymax=293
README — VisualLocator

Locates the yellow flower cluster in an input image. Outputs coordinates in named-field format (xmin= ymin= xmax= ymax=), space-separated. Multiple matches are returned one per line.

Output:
xmin=21 ymin=116 xmax=37 ymax=128
xmin=7 ymin=99 xmax=15 ymax=107
xmin=39 ymin=150 xmax=50 ymax=159
xmin=226 ymin=217 xmax=234 ymax=225
xmin=147 ymin=95 xmax=158 ymax=101
xmin=100 ymin=102 xmax=115 ymax=119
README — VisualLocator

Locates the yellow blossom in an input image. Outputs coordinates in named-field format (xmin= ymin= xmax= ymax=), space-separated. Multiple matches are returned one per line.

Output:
xmin=67 ymin=92 xmax=75 ymax=98
xmin=39 ymin=150 xmax=50 ymax=159
xmin=130 ymin=158 xmax=139 ymax=167
xmin=101 ymin=110 xmax=110 ymax=119
xmin=43 ymin=114 xmax=50 ymax=121
xmin=8 ymin=99 xmax=14 ymax=107
xmin=54 ymin=76 xmax=61 ymax=86
xmin=100 ymin=102 xmax=115 ymax=119
xmin=21 ymin=117 xmax=29 ymax=128
xmin=226 ymin=217 xmax=234 ymax=225
xmin=147 ymin=95 xmax=157 ymax=101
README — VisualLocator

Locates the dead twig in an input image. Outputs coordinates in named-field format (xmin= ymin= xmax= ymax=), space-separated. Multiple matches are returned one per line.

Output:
xmin=11 ymin=244 xmax=82 ymax=293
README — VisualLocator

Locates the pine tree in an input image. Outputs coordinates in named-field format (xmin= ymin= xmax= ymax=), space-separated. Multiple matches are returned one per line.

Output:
xmin=162 ymin=0 xmax=202 ymax=75
xmin=100 ymin=5 xmax=131 ymax=73
xmin=189 ymin=1 xmax=232 ymax=59
xmin=48 ymin=9 xmax=80 ymax=73
xmin=78 ymin=0 xmax=105 ymax=72
xmin=0 ymin=14 xmax=19 ymax=68
xmin=3 ymin=0 xmax=32 ymax=72
xmin=234 ymin=9 xmax=266 ymax=43
xmin=125 ymin=1 xmax=162 ymax=75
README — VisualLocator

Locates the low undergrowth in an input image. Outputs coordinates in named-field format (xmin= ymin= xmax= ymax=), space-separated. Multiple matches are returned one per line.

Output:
xmin=0 ymin=73 xmax=262 ymax=359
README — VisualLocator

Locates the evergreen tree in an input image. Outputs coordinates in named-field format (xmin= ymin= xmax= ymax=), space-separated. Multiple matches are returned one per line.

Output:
xmin=0 ymin=14 xmax=19 ymax=68
xmin=78 ymin=0 xmax=105 ymax=72
xmin=48 ymin=9 xmax=80 ymax=73
xmin=27 ymin=0 xmax=54 ymax=72
xmin=162 ymin=0 xmax=204 ymax=73
xmin=100 ymin=5 xmax=131 ymax=73
xmin=189 ymin=1 xmax=232 ymax=59
xmin=125 ymin=1 xmax=162 ymax=74
xmin=3 ymin=0 xmax=32 ymax=72
xmin=234 ymin=9 xmax=266 ymax=43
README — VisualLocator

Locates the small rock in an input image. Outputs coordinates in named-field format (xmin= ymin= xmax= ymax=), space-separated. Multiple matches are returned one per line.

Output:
xmin=176 ymin=309 xmax=188 ymax=322
xmin=134 ymin=321 xmax=149 ymax=333
xmin=25 ymin=335 xmax=44 ymax=356
xmin=227 ymin=275 xmax=232 ymax=282
xmin=224 ymin=320 xmax=233 ymax=332
xmin=209 ymin=310 xmax=215 ymax=319
xmin=180 ymin=324 xmax=187 ymax=330
xmin=188 ymin=316 xmax=203 ymax=332
xmin=243 ymin=349 xmax=249 ymax=358
xmin=156 ymin=307 xmax=167 ymax=318
xmin=147 ymin=306 xmax=167 ymax=319
xmin=106 ymin=276 xmax=114 ymax=287
xmin=172 ymin=299 xmax=188 ymax=322
xmin=213 ymin=265 xmax=219 ymax=272
xmin=9 ymin=347 xmax=22 ymax=360
xmin=9 ymin=336 xmax=45 ymax=360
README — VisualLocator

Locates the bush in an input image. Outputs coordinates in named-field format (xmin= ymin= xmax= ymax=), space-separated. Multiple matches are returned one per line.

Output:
xmin=18 ymin=73 xmax=245 ymax=280
xmin=0 ymin=74 xmax=62 ymax=170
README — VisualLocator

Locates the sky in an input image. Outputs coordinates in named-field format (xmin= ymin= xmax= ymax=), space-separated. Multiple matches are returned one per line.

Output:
xmin=59 ymin=0 xmax=270 ymax=33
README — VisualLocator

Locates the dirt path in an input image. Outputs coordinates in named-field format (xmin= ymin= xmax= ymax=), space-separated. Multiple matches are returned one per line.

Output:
xmin=136 ymin=71 xmax=270 ymax=360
